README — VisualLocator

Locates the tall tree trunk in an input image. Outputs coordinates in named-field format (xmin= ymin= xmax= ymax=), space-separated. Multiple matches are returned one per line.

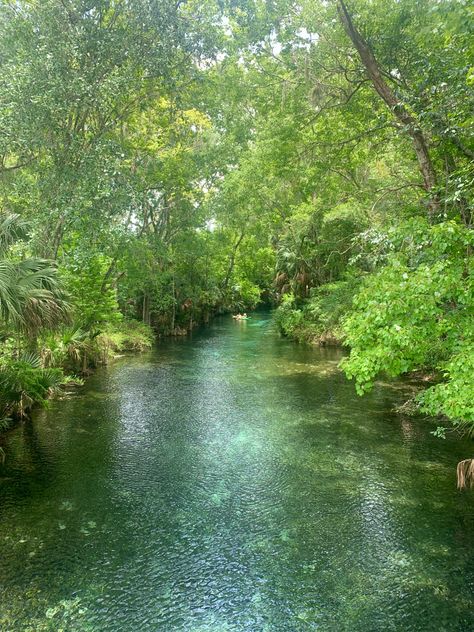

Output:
xmin=142 ymin=293 xmax=150 ymax=325
xmin=171 ymin=273 xmax=176 ymax=333
xmin=222 ymin=231 xmax=245 ymax=292
xmin=336 ymin=0 xmax=440 ymax=218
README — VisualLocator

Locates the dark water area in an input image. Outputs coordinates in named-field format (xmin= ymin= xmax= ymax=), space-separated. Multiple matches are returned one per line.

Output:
xmin=0 ymin=313 xmax=473 ymax=631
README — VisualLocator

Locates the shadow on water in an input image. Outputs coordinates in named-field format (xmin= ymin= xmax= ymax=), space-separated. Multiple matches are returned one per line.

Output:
xmin=0 ymin=312 xmax=473 ymax=631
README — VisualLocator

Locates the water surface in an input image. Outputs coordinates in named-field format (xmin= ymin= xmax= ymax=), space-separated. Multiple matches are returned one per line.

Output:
xmin=1 ymin=313 xmax=473 ymax=630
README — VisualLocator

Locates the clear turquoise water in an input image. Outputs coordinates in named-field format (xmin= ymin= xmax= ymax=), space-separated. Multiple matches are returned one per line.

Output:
xmin=0 ymin=313 xmax=473 ymax=631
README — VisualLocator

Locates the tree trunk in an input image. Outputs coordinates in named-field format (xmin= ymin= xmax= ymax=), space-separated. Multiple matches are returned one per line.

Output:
xmin=171 ymin=274 xmax=176 ymax=333
xmin=457 ymin=459 xmax=474 ymax=489
xmin=142 ymin=293 xmax=150 ymax=325
xmin=222 ymin=231 xmax=245 ymax=292
xmin=336 ymin=0 xmax=440 ymax=218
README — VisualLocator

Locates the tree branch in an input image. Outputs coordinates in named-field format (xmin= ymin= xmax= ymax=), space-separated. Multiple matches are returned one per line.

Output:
xmin=336 ymin=0 xmax=440 ymax=218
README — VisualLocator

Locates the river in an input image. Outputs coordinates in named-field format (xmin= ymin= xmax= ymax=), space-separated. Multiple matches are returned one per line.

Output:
xmin=0 ymin=312 xmax=473 ymax=630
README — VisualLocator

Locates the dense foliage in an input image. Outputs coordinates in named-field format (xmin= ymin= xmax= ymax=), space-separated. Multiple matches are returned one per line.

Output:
xmin=0 ymin=0 xmax=472 ymax=479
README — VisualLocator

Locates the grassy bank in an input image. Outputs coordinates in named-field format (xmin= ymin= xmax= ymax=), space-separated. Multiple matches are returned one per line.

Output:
xmin=0 ymin=320 xmax=154 ymax=439
xmin=273 ymin=280 xmax=358 ymax=346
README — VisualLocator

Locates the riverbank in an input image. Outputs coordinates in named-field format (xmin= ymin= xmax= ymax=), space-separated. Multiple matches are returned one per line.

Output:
xmin=0 ymin=309 xmax=239 ymax=441
xmin=0 ymin=320 xmax=155 ymax=441
xmin=273 ymin=282 xmax=356 ymax=347
xmin=273 ymin=291 xmax=451 ymax=413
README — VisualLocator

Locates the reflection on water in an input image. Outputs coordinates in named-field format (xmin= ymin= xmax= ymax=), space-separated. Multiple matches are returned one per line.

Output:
xmin=0 ymin=313 xmax=473 ymax=631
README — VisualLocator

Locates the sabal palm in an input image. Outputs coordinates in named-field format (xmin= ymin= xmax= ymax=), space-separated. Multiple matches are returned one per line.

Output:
xmin=0 ymin=214 xmax=69 ymax=336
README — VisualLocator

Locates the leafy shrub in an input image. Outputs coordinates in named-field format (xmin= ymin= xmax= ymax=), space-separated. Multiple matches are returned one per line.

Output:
xmin=273 ymin=293 xmax=304 ymax=337
xmin=39 ymin=321 xmax=154 ymax=373
xmin=97 ymin=320 xmax=154 ymax=356
xmin=0 ymin=354 xmax=63 ymax=419
xmin=62 ymin=254 xmax=122 ymax=330
xmin=40 ymin=328 xmax=91 ymax=370
xmin=228 ymin=279 xmax=262 ymax=311
xmin=419 ymin=342 xmax=474 ymax=429
xmin=274 ymin=280 xmax=359 ymax=344
xmin=304 ymin=279 xmax=360 ymax=341
xmin=341 ymin=219 xmax=474 ymax=429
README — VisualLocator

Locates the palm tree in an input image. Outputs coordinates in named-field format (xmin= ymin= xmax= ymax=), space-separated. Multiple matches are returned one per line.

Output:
xmin=0 ymin=213 xmax=69 ymax=343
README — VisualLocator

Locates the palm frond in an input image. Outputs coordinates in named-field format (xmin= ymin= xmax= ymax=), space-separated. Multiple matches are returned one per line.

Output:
xmin=0 ymin=214 xmax=29 ymax=256
xmin=19 ymin=352 xmax=42 ymax=368
xmin=457 ymin=459 xmax=474 ymax=490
